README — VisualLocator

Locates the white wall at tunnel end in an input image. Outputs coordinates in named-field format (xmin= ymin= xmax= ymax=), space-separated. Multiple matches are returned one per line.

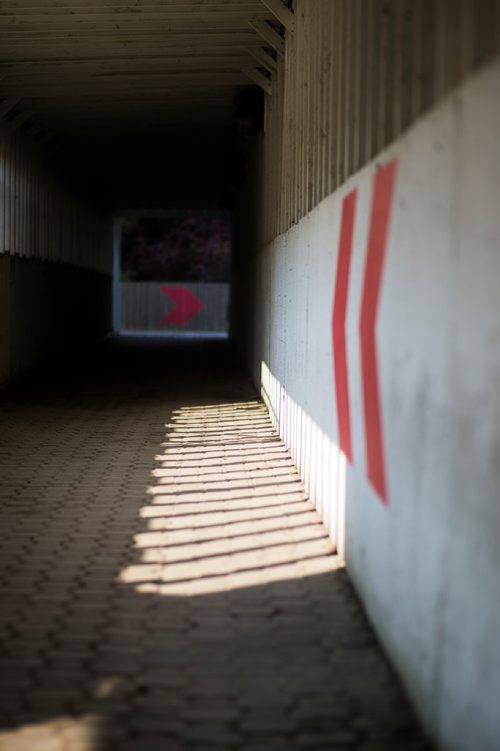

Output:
xmin=252 ymin=56 xmax=500 ymax=751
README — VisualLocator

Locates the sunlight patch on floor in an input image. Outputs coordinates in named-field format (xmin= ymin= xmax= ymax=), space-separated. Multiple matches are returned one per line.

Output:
xmin=118 ymin=400 xmax=341 ymax=596
xmin=0 ymin=715 xmax=101 ymax=751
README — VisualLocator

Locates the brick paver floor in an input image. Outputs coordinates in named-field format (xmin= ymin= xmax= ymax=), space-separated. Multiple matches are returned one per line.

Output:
xmin=0 ymin=336 xmax=432 ymax=751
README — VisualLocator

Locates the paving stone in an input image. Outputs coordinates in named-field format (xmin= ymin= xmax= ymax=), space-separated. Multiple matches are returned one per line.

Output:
xmin=0 ymin=337 xmax=433 ymax=750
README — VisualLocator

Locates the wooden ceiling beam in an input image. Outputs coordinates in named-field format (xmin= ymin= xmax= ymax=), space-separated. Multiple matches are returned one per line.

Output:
xmin=246 ymin=45 xmax=277 ymax=72
xmin=0 ymin=10 xmax=272 ymax=22
xmin=0 ymin=18 xmax=273 ymax=35
xmin=242 ymin=66 xmax=271 ymax=95
xmin=0 ymin=57 xmax=255 ymax=81
xmin=0 ymin=46 xmax=262 ymax=62
xmin=0 ymin=40 xmax=263 ymax=56
xmin=260 ymin=0 xmax=294 ymax=32
xmin=0 ymin=0 xmax=265 ymax=8
xmin=248 ymin=20 xmax=284 ymax=55
xmin=0 ymin=54 xmax=252 ymax=71
xmin=0 ymin=78 xmax=249 ymax=98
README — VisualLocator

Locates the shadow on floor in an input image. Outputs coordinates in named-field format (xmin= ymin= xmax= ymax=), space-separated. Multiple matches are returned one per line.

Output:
xmin=0 ymin=336 xmax=433 ymax=751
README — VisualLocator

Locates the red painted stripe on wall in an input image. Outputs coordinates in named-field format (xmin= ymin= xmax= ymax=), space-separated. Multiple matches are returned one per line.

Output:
xmin=332 ymin=189 xmax=357 ymax=462
xmin=359 ymin=160 xmax=398 ymax=503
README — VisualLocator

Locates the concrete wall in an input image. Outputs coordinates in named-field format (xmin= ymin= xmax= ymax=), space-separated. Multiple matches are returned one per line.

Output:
xmin=234 ymin=57 xmax=500 ymax=751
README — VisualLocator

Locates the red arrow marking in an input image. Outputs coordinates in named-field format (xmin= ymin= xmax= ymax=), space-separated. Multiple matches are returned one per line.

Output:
xmin=160 ymin=286 xmax=204 ymax=326
xmin=359 ymin=160 xmax=398 ymax=503
xmin=332 ymin=189 xmax=357 ymax=462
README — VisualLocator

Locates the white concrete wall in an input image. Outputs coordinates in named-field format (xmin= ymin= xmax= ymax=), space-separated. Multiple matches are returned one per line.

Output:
xmin=249 ymin=57 xmax=500 ymax=751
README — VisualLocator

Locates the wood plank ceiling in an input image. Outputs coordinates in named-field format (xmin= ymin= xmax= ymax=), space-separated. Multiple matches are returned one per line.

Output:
xmin=0 ymin=0 xmax=288 ymax=203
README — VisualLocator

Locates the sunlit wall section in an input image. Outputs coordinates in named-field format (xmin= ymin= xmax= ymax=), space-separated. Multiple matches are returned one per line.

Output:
xmin=261 ymin=361 xmax=346 ymax=558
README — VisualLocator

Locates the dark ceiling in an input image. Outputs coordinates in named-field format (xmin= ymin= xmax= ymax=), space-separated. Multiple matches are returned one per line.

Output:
xmin=0 ymin=0 xmax=284 ymax=207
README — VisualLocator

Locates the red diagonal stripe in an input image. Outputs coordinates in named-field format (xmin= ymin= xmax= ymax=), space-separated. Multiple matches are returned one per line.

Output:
xmin=359 ymin=160 xmax=398 ymax=503
xmin=332 ymin=189 xmax=357 ymax=462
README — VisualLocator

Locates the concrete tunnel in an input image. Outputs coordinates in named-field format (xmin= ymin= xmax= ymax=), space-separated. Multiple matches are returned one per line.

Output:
xmin=0 ymin=1 xmax=499 ymax=750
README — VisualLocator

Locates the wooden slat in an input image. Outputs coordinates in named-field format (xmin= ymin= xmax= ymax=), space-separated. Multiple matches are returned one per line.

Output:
xmin=0 ymin=37 xmax=264 ymax=58
xmin=0 ymin=0 xmax=266 ymax=8
xmin=242 ymin=66 xmax=272 ymax=94
xmin=260 ymin=0 xmax=294 ymax=32
xmin=0 ymin=54 xmax=254 ymax=74
xmin=249 ymin=20 xmax=285 ymax=54
xmin=246 ymin=46 xmax=277 ymax=72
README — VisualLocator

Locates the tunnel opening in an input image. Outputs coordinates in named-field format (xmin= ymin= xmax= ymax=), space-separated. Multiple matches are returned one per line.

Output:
xmin=114 ymin=210 xmax=232 ymax=338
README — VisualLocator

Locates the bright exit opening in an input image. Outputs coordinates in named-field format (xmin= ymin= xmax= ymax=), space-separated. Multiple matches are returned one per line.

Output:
xmin=113 ymin=210 xmax=231 ymax=337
